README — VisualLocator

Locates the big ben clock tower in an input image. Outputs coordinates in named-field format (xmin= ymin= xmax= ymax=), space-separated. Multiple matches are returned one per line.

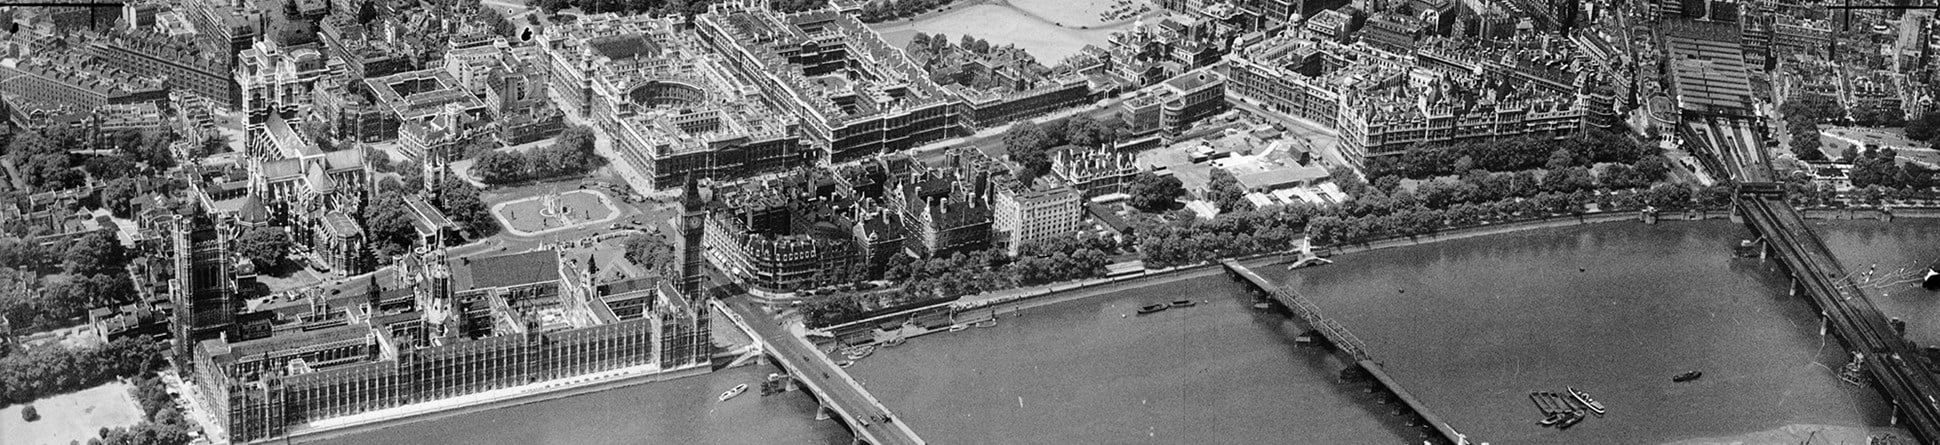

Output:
xmin=677 ymin=175 xmax=709 ymax=301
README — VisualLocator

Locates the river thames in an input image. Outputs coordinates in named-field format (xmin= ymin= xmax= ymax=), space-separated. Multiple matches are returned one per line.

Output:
xmin=316 ymin=219 xmax=1940 ymax=444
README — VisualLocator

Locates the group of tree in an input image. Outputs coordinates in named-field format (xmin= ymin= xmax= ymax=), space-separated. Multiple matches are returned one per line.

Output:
xmin=3 ymin=129 xmax=177 ymax=192
xmin=1204 ymin=168 xmax=1249 ymax=213
xmin=904 ymin=33 xmax=1043 ymax=90
xmin=0 ymin=336 xmax=167 ymax=407
xmin=2 ymin=271 xmax=136 ymax=332
xmin=89 ymin=420 xmax=194 ymax=445
xmin=1850 ymin=105 xmax=1907 ymax=128
xmin=100 ymin=177 xmax=188 ymax=219
xmin=0 ymin=230 xmax=138 ymax=331
xmin=1907 ymin=112 xmax=1940 ymax=146
xmin=1780 ymin=93 xmax=1844 ymax=161
xmin=1001 ymin=115 xmax=1126 ymax=184
xmin=63 ymin=230 xmax=129 ymax=276
xmin=361 ymin=179 xmax=500 ymax=259
xmin=1127 ymin=171 xmax=1185 ymax=212
xmin=232 ymin=226 xmax=294 ymax=269
xmin=1303 ymin=183 xmax=1716 ymax=247
xmin=1011 ymin=233 xmax=1121 ymax=285
xmin=770 ymin=0 xmax=828 ymax=12
xmin=621 ymin=234 xmax=676 ymax=277
xmin=856 ymin=0 xmax=956 ymax=23
xmin=88 ymin=374 xmax=194 ymax=445
xmin=0 ymin=236 xmax=48 ymax=270
xmin=1841 ymin=145 xmax=1936 ymax=190
xmin=439 ymin=181 xmax=500 ymax=238
xmin=1133 ymin=204 xmax=1311 ymax=268
xmin=881 ymin=249 xmax=1016 ymax=300
xmin=361 ymin=185 xmax=419 ymax=260
xmin=535 ymin=0 xmax=718 ymax=17
xmin=472 ymin=126 xmax=600 ymax=184
xmin=1126 ymin=134 xmax=1724 ymax=262
xmin=1363 ymin=130 xmax=1655 ymax=180
xmin=806 ymin=238 xmax=1124 ymax=326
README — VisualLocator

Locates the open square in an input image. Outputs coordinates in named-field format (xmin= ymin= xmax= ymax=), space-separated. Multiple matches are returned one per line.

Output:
xmin=492 ymin=189 xmax=622 ymax=237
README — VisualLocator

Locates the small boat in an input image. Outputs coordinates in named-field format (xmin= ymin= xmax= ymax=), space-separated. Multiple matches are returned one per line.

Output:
xmin=1253 ymin=303 xmax=1273 ymax=310
xmin=1537 ymin=412 xmax=1568 ymax=427
xmin=1553 ymin=392 xmax=1585 ymax=411
xmin=948 ymin=324 xmax=968 ymax=332
xmin=1672 ymin=370 xmax=1703 ymax=383
xmin=1556 ymin=411 xmax=1586 ymax=429
xmin=719 ymin=383 xmax=748 ymax=402
xmin=838 ymin=360 xmax=855 ymax=368
xmin=1567 ymin=387 xmax=1607 ymax=416
xmin=1542 ymin=392 xmax=1573 ymax=413
xmin=1137 ymin=304 xmax=1169 ymax=315
xmin=1170 ymin=299 xmax=1197 ymax=308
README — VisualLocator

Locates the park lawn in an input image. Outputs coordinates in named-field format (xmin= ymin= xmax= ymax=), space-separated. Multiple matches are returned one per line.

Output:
xmin=555 ymin=190 xmax=617 ymax=223
xmin=0 ymin=382 xmax=145 ymax=445
xmin=496 ymin=198 xmax=565 ymax=234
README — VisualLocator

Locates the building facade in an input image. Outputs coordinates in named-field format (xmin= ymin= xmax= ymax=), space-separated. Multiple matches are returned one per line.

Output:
xmin=993 ymin=183 xmax=1082 ymax=256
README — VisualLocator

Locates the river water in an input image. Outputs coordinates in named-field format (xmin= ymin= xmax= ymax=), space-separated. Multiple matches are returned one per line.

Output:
xmin=313 ymin=219 xmax=1940 ymax=444
xmin=853 ymin=220 xmax=1924 ymax=444
xmin=1283 ymin=221 xmax=1907 ymax=443
xmin=1816 ymin=219 xmax=1940 ymax=347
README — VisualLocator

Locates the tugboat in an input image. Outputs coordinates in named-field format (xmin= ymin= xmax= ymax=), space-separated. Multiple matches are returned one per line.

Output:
xmin=1170 ymin=299 xmax=1197 ymax=308
xmin=1137 ymin=304 xmax=1170 ymax=315
xmin=719 ymin=383 xmax=749 ymax=402
xmin=1567 ymin=387 xmax=1607 ymax=416
xmin=1672 ymin=370 xmax=1703 ymax=383
xmin=1924 ymin=262 xmax=1940 ymax=290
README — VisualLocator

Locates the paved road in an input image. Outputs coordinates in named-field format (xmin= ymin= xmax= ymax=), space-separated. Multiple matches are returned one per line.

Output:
xmin=723 ymin=298 xmax=925 ymax=445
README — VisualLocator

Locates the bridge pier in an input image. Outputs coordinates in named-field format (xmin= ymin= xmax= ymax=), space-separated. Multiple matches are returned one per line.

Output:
xmin=815 ymin=401 xmax=832 ymax=421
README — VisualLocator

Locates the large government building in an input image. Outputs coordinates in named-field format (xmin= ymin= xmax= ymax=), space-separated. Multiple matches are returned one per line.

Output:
xmin=187 ymin=244 xmax=712 ymax=442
